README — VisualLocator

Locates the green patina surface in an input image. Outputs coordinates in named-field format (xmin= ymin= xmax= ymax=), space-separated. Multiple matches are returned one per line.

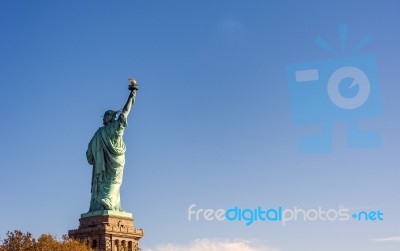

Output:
xmin=85 ymin=81 xmax=138 ymax=213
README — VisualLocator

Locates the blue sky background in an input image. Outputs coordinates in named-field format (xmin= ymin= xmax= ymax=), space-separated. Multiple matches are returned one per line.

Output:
xmin=1 ymin=1 xmax=399 ymax=251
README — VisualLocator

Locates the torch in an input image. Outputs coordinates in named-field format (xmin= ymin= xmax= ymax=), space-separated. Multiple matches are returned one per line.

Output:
xmin=128 ymin=77 xmax=139 ymax=91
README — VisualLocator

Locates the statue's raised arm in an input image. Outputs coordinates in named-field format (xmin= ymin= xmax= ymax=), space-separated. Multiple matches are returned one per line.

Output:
xmin=122 ymin=78 xmax=139 ymax=118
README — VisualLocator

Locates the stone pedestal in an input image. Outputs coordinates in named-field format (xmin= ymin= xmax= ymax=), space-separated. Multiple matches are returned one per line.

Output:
xmin=69 ymin=210 xmax=143 ymax=251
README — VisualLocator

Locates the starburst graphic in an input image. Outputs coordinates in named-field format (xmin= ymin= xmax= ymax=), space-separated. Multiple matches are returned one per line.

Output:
xmin=315 ymin=24 xmax=373 ymax=54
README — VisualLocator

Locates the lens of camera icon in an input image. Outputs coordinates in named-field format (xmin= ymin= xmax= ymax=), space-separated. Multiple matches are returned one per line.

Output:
xmin=327 ymin=66 xmax=370 ymax=110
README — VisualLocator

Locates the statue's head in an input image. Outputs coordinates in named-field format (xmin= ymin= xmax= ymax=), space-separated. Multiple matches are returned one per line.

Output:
xmin=103 ymin=110 xmax=118 ymax=125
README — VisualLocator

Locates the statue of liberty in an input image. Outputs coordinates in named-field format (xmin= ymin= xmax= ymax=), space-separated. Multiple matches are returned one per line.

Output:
xmin=86 ymin=78 xmax=138 ymax=212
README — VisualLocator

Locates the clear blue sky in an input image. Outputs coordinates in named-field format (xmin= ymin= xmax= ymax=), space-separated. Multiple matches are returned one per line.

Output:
xmin=1 ymin=1 xmax=399 ymax=251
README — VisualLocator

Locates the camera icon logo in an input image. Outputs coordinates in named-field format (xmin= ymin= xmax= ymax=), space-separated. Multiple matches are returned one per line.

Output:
xmin=286 ymin=25 xmax=381 ymax=152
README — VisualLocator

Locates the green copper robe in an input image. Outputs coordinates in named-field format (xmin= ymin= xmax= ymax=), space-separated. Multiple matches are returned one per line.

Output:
xmin=86 ymin=114 xmax=127 ymax=212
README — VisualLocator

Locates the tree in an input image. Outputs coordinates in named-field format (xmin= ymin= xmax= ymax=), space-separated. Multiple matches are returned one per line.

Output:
xmin=0 ymin=230 xmax=35 ymax=251
xmin=0 ymin=230 xmax=93 ymax=251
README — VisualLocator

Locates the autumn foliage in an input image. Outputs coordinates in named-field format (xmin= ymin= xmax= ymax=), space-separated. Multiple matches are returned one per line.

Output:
xmin=0 ymin=230 xmax=93 ymax=251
